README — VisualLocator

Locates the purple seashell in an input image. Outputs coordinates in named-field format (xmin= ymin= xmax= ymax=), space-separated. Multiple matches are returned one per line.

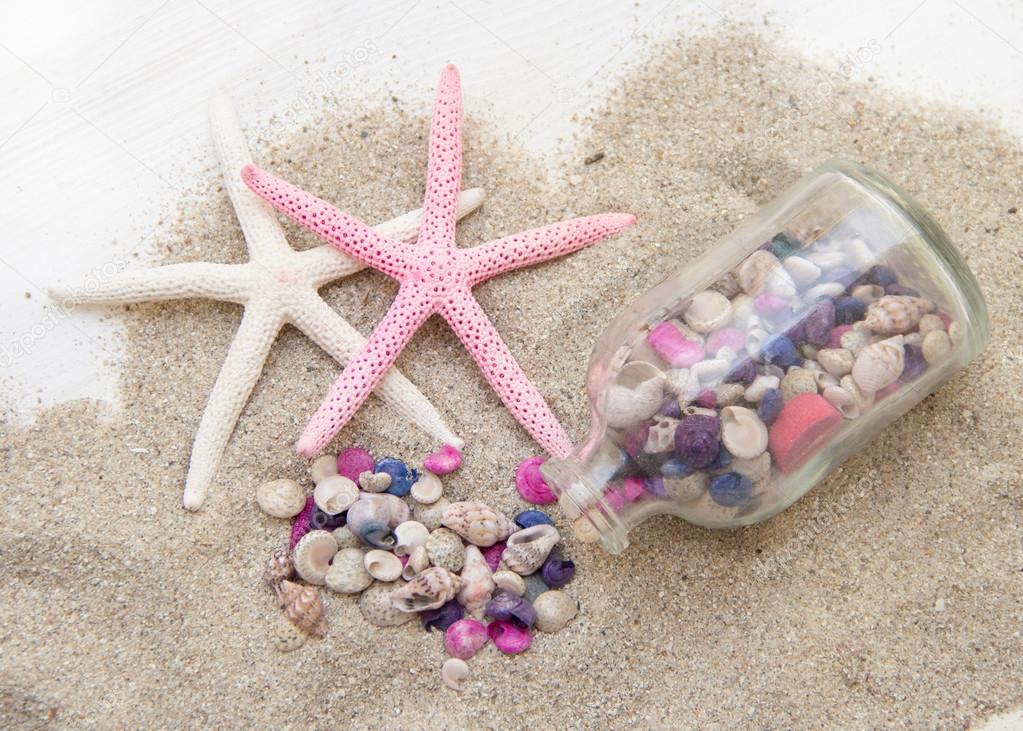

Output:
xmin=423 ymin=444 xmax=462 ymax=475
xmin=695 ymin=389 xmax=717 ymax=409
xmin=485 ymin=591 xmax=537 ymax=628
xmin=623 ymin=422 xmax=651 ymax=457
xmin=644 ymin=474 xmax=667 ymax=498
xmin=902 ymin=344 xmax=928 ymax=381
xmin=867 ymin=265 xmax=898 ymax=288
xmin=289 ymin=496 xmax=316 ymax=549
xmin=762 ymin=335 xmax=802 ymax=367
xmin=884 ymin=283 xmax=919 ymax=297
xmin=310 ymin=507 xmax=344 ymax=531
xmin=782 ymin=321 xmax=806 ymax=346
xmin=623 ymin=476 xmax=647 ymax=502
xmin=705 ymin=327 xmax=746 ymax=354
xmin=444 ymin=618 xmax=489 ymax=659
xmin=422 ymin=601 xmax=463 ymax=632
xmin=336 ymin=447 xmax=374 ymax=482
xmin=487 ymin=620 xmax=532 ymax=654
xmin=823 ymin=265 xmax=858 ymax=288
xmin=802 ymin=300 xmax=836 ymax=346
xmin=604 ymin=487 xmax=625 ymax=511
xmin=660 ymin=397 xmax=683 ymax=418
xmin=833 ymin=296 xmax=866 ymax=325
xmin=541 ymin=553 xmax=576 ymax=589
xmin=674 ymin=414 xmax=721 ymax=469
xmin=757 ymin=388 xmax=784 ymax=425
xmin=481 ymin=542 xmax=506 ymax=572
xmin=724 ymin=357 xmax=756 ymax=385
xmin=516 ymin=456 xmax=557 ymax=505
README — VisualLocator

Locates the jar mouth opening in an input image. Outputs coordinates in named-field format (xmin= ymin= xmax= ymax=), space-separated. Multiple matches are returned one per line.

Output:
xmin=540 ymin=459 xmax=631 ymax=555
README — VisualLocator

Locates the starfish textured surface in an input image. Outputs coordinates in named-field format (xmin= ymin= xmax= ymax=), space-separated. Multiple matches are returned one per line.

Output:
xmin=49 ymin=91 xmax=484 ymax=510
xmin=243 ymin=65 xmax=636 ymax=460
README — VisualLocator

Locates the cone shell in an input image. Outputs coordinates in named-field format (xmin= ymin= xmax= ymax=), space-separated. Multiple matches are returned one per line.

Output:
xmin=719 ymin=405 xmax=768 ymax=460
xmin=359 ymin=581 xmax=413 ymax=627
xmin=256 ymin=478 xmax=306 ymax=519
xmin=325 ymin=548 xmax=372 ymax=594
xmin=457 ymin=545 xmax=495 ymax=615
xmin=605 ymin=361 xmax=666 ymax=429
xmin=864 ymin=295 xmax=935 ymax=334
xmin=276 ymin=580 xmax=326 ymax=638
xmin=683 ymin=290 xmax=733 ymax=333
xmin=391 ymin=567 xmax=462 ymax=612
xmin=292 ymin=530 xmax=338 ymax=585
xmin=501 ymin=525 xmax=561 ymax=576
xmin=442 ymin=502 xmax=516 ymax=547
xmin=262 ymin=547 xmax=293 ymax=590
xmin=852 ymin=335 xmax=905 ymax=393
xmin=426 ymin=527 xmax=465 ymax=572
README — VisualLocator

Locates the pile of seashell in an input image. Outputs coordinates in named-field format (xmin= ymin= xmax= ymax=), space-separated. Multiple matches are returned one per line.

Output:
xmin=258 ymin=444 xmax=579 ymax=691
xmin=576 ymin=229 xmax=964 ymax=536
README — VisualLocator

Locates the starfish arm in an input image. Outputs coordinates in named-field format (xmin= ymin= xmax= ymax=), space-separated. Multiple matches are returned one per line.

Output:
xmin=417 ymin=64 xmax=463 ymax=248
xmin=289 ymin=290 xmax=461 ymax=446
xmin=464 ymin=213 xmax=636 ymax=286
xmin=296 ymin=286 xmax=435 ymax=458
xmin=440 ymin=292 xmax=573 ymax=458
xmin=182 ymin=301 xmax=284 ymax=510
xmin=210 ymin=91 xmax=299 ymax=262
xmin=241 ymin=165 xmax=407 ymax=279
xmin=48 ymin=261 xmax=252 ymax=306
xmin=297 ymin=187 xmax=486 ymax=287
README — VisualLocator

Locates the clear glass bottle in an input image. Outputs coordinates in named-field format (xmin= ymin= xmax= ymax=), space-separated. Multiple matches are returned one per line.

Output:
xmin=541 ymin=160 xmax=989 ymax=554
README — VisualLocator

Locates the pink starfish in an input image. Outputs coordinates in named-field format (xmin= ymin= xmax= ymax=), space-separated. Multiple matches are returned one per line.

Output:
xmin=242 ymin=65 xmax=635 ymax=459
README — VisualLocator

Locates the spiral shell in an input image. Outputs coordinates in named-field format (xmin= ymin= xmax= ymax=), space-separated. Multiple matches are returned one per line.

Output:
xmin=426 ymin=527 xmax=465 ymax=572
xmin=262 ymin=547 xmax=293 ymax=590
xmin=394 ymin=521 xmax=430 ymax=557
xmin=605 ymin=361 xmax=666 ymax=429
xmin=457 ymin=545 xmax=495 ymax=616
xmin=391 ymin=567 xmax=462 ymax=612
xmin=359 ymin=581 xmax=413 ymax=627
xmin=852 ymin=335 xmax=905 ymax=393
xmin=256 ymin=478 xmax=306 ymax=519
xmin=313 ymin=475 xmax=359 ymax=515
xmin=292 ymin=530 xmax=338 ymax=585
xmin=410 ymin=471 xmax=444 ymax=504
xmin=501 ymin=525 xmax=561 ymax=576
xmin=325 ymin=547 xmax=372 ymax=594
xmin=346 ymin=493 xmax=410 ymax=548
xmin=683 ymin=290 xmax=733 ymax=333
xmin=719 ymin=405 xmax=768 ymax=460
xmin=864 ymin=295 xmax=935 ymax=334
xmin=276 ymin=580 xmax=326 ymax=638
xmin=442 ymin=502 xmax=516 ymax=547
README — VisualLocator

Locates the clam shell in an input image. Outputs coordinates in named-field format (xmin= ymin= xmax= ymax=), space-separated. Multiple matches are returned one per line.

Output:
xmin=391 ymin=566 xmax=462 ymax=612
xmin=292 ymin=530 xmax=338 ymax=585
xmin=605 ymin=361 xmax=666 ymax=429
xmin=442 ymin=502 xmax=516 ymax=547
xmin=457 ymin=545 xmax=495 ymax=616
xmin=313 ymin=475 xmax=359 ymax=515
xmin=817 ymin=347 xmax=854 ymax=377
xmin=364 ymin=549 xmax=403 ymax=582
xmin=922 ymin=329 xmax=952 ymax=364
xmin=719 ymin=405 xmax=768 ymax=459
xmin=402 ymin=545 xmax=431 ymax=580
xmin=359 ymin=581 xmax=413 ymax=627
xmin=738 ymin=250 xmax=794 ymax=296
xmin=823 ymin=385 xmax=861 ymax=419
xmin=256 ymin=478 xmax=306 ymax=519
xmin=414 ymin=497 xmax=450 ymax=532
xmin=426 ymin=527 xmax=466 ymax=572
xmin=744 ymin=375 xmax=780 ymax=403
xmin=864 ymin=295 xmax=935 ymax=334
xmin=410 ymin=470 xmax=444 ymax=504
xmin=309 ymin=454 xmax=339 ymax=484
xmin=852 ymin=335 xmax=905 ymax=393
xmin=272 ymin=616 xmax=308 ymax=653
xmin=644 ymin=415 xmax=679 ymax=454
xmin=501 ymin=525 xmax=560 ymax=576
xmin=492 ymin=570 xmax=526 ymax=596
xmin=783 ymin=256 xmax=821 ymax=287
xmin=442 ymin=658 xmax=470 ymax=691
xmin=851 ymin=284 xmax=885 ymax=303
xmin=683 ymin=290 xmax=733 ymax=333
xmin=394 ymin=521 xmax=430 ymax=557
xmin=276 ymin=580 xmax=326 ymax=637
xmin=325 ymin=547 xmax=373 ymax=594
xmin=533 ymin=590 xmax=578 ymax=633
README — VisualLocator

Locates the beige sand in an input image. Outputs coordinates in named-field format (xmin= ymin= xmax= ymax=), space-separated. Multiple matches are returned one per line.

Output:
xmin=2 ymin=30 xmax=1021 ymax=729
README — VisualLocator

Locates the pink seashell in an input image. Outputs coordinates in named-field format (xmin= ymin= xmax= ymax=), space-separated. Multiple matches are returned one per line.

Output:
xmin=604 ymin=487 xmax=625 ymax=511
xmin=482 ymin=542 xmax=506 ymax=572
xmin=424 ymin=444 xmax=462 ymax=475
xmin=336 ymin=447 xmax=375 ymax=482
xmin=623 ymin=476 xmax=647 ymax=502
xmin=705 ymin=327 xmax=746 ymax=354
xmin=515 ymin=457 xmax=556 ymax=505
xmin=444 ymin=618 xmax=489 ymax=659
xmin=827 ymin=324 xmax=853 ymax=349
xmin=398 ymin=554 xmax=410 ymax=567
xmin=487 ymin=620 xmax=532 ymax=654
xmin=695 ymin=389 xmax=717 ymax=409
xmin=938 ymin=312 xmax=952 ymax=329
xmin=289 ymin=496 xmax=316 ymax=549
xmin=754 ymin=293 xmax=789 ymax=314
xmin=647 ymin=321 xmax=705 ymax=368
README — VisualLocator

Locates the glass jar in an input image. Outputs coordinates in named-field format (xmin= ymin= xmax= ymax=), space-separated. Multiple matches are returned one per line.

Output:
xmin=541 ymin=159 xmax=989 ymax=554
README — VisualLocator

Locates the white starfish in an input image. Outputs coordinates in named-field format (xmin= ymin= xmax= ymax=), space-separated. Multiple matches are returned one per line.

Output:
xmin=49 ymin=91 xmax=483 ymax=511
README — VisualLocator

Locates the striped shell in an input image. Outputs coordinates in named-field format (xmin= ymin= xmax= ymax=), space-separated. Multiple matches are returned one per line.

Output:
xmin=863 ymin=296 xmax=934 ymax=334
xmin=501 ymin=525 xmax=560 ymax=576
xmin=442 ymin=502 xmax=516 ymax=547
xmin=390 ymin=567 xmax=462 ymax=612
xmin=262 ymin=547 xmax=293 ymax=590
xmin=851 ymin=335 xmax=905 ymax=393
xmin=292 ymin=530 xmax=338 ymax=585
xmin=276 ymin=580 xmax=326 ymax=638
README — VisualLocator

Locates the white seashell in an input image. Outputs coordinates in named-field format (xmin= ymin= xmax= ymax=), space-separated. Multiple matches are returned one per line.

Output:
xmin=691 ymin=357 xmax=730 ymax=385
xmin=783 ymin=256 xmax=821 ymax=288
xmin=410 ymin=470 xmax=443 ymax=504
xmin=840 ymin=329 xmax=870 ymax=356
xmin=533 ymin=590 xmax=578 ymax=633
xmin=457 ymin=545 xmax=495 ymax=615
xmin=390 ymin=566 xmax=461 ymax=612
xmin=683 ymin=290 xmax=733 ymax=333
xmin=730 ymin=452 xmax=772 ymax=485
xmin=948 ymin=320 xmax=965 ymax=348
xmin=358 ymin=470 xmax=392 ymax=493
xmin=442 ymin=502 xmax=516 ymax=547
xmin=840 ymin=375 xmax=875 ymax=413
xmin=922 ymin=329 xmax=952 ymax=365
xmin=714 ymin=382 xmax=745 ymax=407
xmin=502 ymin=524 xmax=561 ymax=575
xmin=665 ymin=368 xmax=701 ymax=404
xmin=663 ymin=471 xmax=708 ymax=503
xmin=293 ymin=530 xmax=338 ymax=585
xmin=359 ymin=581 xmax=413 ymax=627
xmin=844 ymin=238 xmax=876 ymax=269
xmin=730 ymin=294 xmax=757 ymax=329
xmin=805 ymin=250 xmax=845 ymax=269
xmin=313 ymin=475 xmax=359 ymax=515
xmin=800 ymin=344 xmax=819 ymax=361
xmin=813 ymin=370 xmax=838 ymax=391
xmin=851 ymin=284 xmax=885 ymax=303
xmin=402 ymin=545 xmax=431 ymax=580
xmin=325 ymin=547 xmax=373 ymax=594
xmin=332 ymin=526 xmax=360 ymax=550
xmin=823 ymin=385 xmax=861 ymax=419
xmin=414 ymin=497 xmax=450 ymax=532
xmin=492 ymin=570 xmax=526 ymax=596
xmin=918 ymin=313 xmax=945 ymax=335
xmin=645 ymin=415 xmax=679 ymax=453
xmin=605 ymin=361 xmax=666 ymax=429
xmin=393 ymin=521 xmax=430 ymax=557
xmin=804 ymin=282 xmax=845 ymax=302
xmin=852 ymin=335 xmax=905 ymax=393
xmin=817 ymin=347 xmax=854 ymax=376
xmin=571 ymin=515 xmax=601 ymax=543
xmin=903 ymin=332 xmax=924 ymax=347
xmin=272 ymin=616 xmax=308 ymax=653
xmin=864 ymin=295 xmax=935 ymax=334
xmin=719 ymin=406 xmax=768 ymax=459
xmin=746 ymin=327 xmax=771 ymax=357
xmin=744 ymin=375 xmax=780 ymax=403
xmin=364 ymin=549 xmax=403 ymax=582
xmin=309 ymin=454 xmax=339 ymax=484
xmin=780 ymin=367 xmax=818 ymax=401
xmin=426 ymin=527 xmax=465 ymax=572
xmin=738 ymin=250 xmax=795 ymax=296
xmin=442 ymin=658 xmax=470 ymax=692
xmin=256 ymin=478 xmax=306 ymax=519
